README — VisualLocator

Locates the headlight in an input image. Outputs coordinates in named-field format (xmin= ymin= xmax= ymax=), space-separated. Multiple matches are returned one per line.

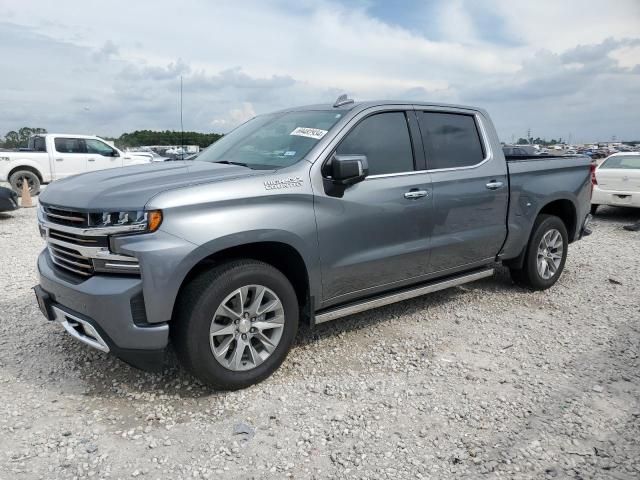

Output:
xmin=88 ymin=209 xmax=163 ymax=233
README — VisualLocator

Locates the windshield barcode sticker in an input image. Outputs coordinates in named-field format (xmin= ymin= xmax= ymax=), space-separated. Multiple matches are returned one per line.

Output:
xmin=290 ymin=127 xmax=328 ymax=140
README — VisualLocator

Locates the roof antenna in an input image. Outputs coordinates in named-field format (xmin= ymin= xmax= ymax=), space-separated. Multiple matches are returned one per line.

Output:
xmin=333 ymin=94 xmax=354 ymax=108
xmin=180 ymin=76 xmax=184 ymax=159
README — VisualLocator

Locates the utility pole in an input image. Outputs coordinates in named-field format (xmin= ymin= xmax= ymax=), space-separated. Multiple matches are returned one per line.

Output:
xmin=527 ymin=128 xmax=532 ymax=144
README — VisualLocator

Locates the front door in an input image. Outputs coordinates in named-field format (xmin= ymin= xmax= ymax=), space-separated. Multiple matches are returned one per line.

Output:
xmin=314 ymin=110 xmax=433 ymax=306
xmin=85 ymin=139 xmax=122 ymax=171
xmin=416 ymin=110 xmax=508 ymax=273
xmin=52 ymin=137 xmax=87 ymax=179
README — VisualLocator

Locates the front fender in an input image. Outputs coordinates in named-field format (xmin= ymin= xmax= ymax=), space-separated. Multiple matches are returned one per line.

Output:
xmin=114 ymin=228 xmax=320 ymax=324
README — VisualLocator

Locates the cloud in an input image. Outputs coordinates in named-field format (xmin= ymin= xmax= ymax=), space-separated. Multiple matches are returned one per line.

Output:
xmin=0 ymin=0 xmax=638 ymax=143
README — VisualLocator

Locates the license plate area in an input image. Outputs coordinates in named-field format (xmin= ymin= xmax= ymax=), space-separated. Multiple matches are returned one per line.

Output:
xmin=612 ymin=194 xmax=631 ymax=204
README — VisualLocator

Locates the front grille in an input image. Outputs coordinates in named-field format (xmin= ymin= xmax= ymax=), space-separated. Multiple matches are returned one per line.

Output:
xmin=49 ymin=228 xmax=108 ymax=248
xmin=42 ymin=205 xmax=89 ymax=228
xmin=48 ymin=243 xmax=94 ymax=277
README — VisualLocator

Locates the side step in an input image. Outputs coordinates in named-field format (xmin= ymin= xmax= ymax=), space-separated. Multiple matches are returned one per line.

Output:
xmin=314 ymin=268 xmax=494 ymax=325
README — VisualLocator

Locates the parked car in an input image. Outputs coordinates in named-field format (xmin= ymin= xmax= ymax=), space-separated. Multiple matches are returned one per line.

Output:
xmin=591 ymin=152 xmax=640 ymax=214
xmin=0 ymin=134 xmax=152 ymax=195
xmin=503 ymin=145 xmax=537 ymax=156
xmin=34 ymin=98 xmax=593 ymax=389
xmin=0 ymin=186 xmax=19 ymax=212
xmin=128 ymin=150 xmax=171 ymax=162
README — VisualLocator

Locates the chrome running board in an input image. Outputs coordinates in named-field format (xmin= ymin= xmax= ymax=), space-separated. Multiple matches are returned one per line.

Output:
xmin=314 ymin=268 xmax=494 ymax=325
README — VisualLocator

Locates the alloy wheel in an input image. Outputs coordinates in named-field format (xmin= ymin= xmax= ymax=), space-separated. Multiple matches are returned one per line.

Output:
xmin=209 ymin=285 xmax=285 ymax=371
xmin=536 ymin=228 xmax=564 ymax=280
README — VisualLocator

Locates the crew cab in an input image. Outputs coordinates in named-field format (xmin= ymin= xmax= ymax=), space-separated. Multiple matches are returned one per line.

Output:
xmin=34 ymin=98 xmax=593 ymax=389
xmin=0 ymin=134 xmax=151 ymax=195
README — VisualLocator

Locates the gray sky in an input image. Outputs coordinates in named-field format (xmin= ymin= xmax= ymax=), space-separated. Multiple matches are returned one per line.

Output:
xmin=1 ymin=0 xmax=639 ymax=142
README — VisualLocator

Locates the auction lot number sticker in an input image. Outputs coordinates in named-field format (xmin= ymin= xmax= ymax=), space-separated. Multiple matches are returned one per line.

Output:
xmin=290 ymin=127 xmax=328 ymax=140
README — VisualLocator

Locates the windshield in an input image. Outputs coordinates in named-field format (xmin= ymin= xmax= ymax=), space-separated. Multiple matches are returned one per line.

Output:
xmin=600 ymin=155 xmax=640 ymax=170
xmin=196 ymin=110 xmax=343 ymax=169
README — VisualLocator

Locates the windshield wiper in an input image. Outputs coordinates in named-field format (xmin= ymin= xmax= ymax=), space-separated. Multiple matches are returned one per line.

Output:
xmin=215 ymin=160 xmax=251 ymax=168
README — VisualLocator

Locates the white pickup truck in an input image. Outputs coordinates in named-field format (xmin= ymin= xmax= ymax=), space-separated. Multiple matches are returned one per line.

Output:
xmin=0 ymin=134 xmax=151 ymax=195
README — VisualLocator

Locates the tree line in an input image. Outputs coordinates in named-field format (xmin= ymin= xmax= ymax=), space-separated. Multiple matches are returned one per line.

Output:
xmin=0 ymin=127 xmax=223 ymax=149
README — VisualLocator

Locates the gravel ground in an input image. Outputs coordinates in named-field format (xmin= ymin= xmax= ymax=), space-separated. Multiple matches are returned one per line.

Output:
xmin=0 ymin=202 xmax=639 ymax=480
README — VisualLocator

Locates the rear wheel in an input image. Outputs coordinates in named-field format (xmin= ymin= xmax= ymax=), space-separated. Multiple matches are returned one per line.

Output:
xmin=9 ymin=170 xmax=40 ymax=196
xmin=173 ymin=260 xmax=299 ymax=390
xmin=510 ymin=214 xmax=568 ymax=290
xmin=590 ymin=204 xmax=599 ymax=215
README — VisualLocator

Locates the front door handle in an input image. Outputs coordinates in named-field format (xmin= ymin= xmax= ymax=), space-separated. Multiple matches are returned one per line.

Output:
xmin=88 ymin=158 xmax=96 ymax=162
xmin=404 ymin=190 xmax=429 ymax=199
xmin=486 ymin=180 xmax=504 ymax=190
xmin=55 ymin=158 xmax=64 ymax=162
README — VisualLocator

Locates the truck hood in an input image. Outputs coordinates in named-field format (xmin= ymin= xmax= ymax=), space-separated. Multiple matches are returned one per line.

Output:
xmin=39 ymin=161 xmax=260 ymax=211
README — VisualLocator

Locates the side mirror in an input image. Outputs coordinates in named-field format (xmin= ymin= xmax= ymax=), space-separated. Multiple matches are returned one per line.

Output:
xmin=111 ymin=150 xmax=120 ymax=157
xmin=331 ymin=154 xmax=368 ymax=185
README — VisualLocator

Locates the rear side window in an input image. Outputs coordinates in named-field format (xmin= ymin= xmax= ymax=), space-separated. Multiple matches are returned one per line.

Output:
xmin=55 ymin=138 xmax=86 ymax=154
xmin=336 ymin=112 xmax=414 ymax=175
xmin=418 ymin=112 xmax=485 ymax=170
xmin=29 ymin=136 xmax=47 ymax=152
xmin=599 ymin=155 xmax=640 ymax=170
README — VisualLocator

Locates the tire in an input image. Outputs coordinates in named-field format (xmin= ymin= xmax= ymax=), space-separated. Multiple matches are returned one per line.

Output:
xmin=173 ymin=260 xmax=299 ymax=390
xmin=590 ymin=204 xmax=599 ymax=215
xmin=510 ymin=214 xmax=568 ymax=291
xmin=9 ymin=170 xmax=41 ymax=196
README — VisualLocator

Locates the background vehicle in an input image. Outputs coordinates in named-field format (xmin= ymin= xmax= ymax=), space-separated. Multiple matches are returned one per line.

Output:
xmin=0 ymin=134 xmax=152 ymax=195
xmin=0 ymin=186 xmax=19 ymax=212
xmin=126 ymin=149 xmax=171 ymax=162
xmin=34 ymin=99 xmax=592 ymax=390
xmin=503 ymin=145 xmax=537 ymax=156
xmin=591 ymin=152 xmax=640 ymax=214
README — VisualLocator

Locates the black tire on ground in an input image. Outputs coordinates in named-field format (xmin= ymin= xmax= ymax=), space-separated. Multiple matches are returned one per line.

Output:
xmin=9 ymin=170 xmax=41 ymax=196
xmin=510 ymin=214 xmax=568 ymax=291
xmin=172 ymin=260 xmax=299 ymax=390
xmin=590 ymin=204 xmax=599 ymax=215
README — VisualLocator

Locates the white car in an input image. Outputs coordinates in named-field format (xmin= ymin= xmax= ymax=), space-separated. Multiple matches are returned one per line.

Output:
xmin=591 ymin=152 xmax=640 ymax=214
xmin=0 ymin=134 xmax=152 ymax=195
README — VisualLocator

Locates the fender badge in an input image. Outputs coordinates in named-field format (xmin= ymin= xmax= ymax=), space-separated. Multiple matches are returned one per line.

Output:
xmin=264 ymin=177 xmax=303 ymax=190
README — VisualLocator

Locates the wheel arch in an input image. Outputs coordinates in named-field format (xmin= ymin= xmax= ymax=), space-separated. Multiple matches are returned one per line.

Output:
xmin=171 ymin=238 xmax=315 ymax=326
xmin=8 ymin=164 xmax=44 ymax=183
xmin=504 ymin=196 xmax=577 ymax=269
xmin=537 ymin=198 xmax=577 ymax=242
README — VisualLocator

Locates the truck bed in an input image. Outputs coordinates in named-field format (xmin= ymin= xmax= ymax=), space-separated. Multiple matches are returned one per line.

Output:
xmin=500 ymin=154 xmax=592 ymax=260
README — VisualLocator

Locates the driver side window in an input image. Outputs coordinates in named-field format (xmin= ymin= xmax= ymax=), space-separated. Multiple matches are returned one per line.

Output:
xmin=86 ymin=139 xmax=117 ymax=156
xmin=335 ymin=112 xmax=415 ymax=176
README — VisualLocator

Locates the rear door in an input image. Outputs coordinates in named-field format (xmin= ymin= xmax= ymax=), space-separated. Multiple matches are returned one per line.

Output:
xmin=85 ymin=139 xmax=123 ymax=171
xmin=313 ymin=108 xmax=434 ymax=306
xmin=416 ymin=110 xmax=508 ymax=274
xmin=52 ymin=137 xmax=87 ymax=179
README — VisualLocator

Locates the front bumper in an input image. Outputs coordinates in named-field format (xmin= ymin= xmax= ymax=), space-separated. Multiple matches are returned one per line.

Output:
xmin=37 ymin=250 xmax=169 ymax=370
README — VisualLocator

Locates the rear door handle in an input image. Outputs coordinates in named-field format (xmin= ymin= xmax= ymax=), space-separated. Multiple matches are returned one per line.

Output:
xmin=55 ymin=158 xmax=64 ymax=162
xmin=486 ymin=181 xmax=504 ymax=190
xmin=404 ymin=190 xmax=429 ymax=199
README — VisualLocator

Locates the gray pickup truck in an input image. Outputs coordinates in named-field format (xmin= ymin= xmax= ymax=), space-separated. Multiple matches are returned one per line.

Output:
xmin=34 ymin=97 xmax=593 ymax=389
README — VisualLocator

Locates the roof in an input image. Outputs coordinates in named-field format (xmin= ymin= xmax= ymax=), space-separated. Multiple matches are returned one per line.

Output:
xmin=273 ymin=100 xmax=485 ymax=115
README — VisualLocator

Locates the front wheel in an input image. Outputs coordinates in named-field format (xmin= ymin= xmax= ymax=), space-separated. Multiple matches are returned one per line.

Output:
xmin=9 ymin=170 xmax=41 ymax=196
xmin=173 ymin=260 xmax=299 ymax=390
xmin=510 ymin=214 xmax=568 ymax=290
